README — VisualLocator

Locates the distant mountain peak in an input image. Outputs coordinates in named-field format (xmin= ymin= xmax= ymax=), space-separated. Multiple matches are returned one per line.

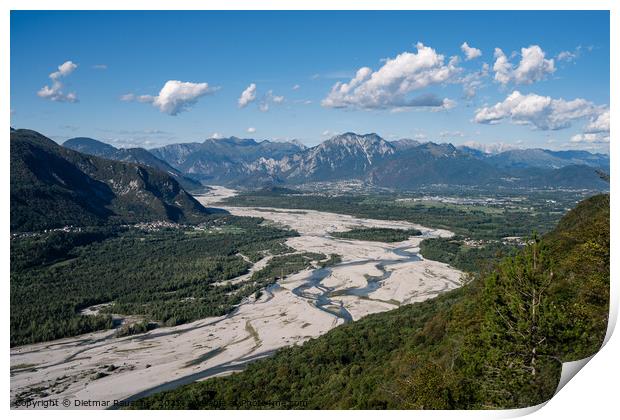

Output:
xmin=288 ymin=139 xmax=307 ymax=150
xmin=63 ymin=137 xmax=118 ymax=154
xmin=391 ymin=138 xmax=421 ymax=150
xmin=205 ymin=136 xmax=258 ymax=147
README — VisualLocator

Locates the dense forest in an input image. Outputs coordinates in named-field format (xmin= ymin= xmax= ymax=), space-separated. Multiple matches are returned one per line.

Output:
xmin=10 ymin=216 xmax=306 ymax=346
xmin=419 ymin=237 xmax=517 ymax=273
xmin=134 ymin=194 xmax=609 ymax=409
xmin=331 ymin=227 xmax=422 ymax=242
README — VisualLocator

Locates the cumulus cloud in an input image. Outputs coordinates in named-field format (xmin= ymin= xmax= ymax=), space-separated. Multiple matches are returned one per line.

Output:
xmin=493 ymin=45 xmax=555 ymax=85
xmin=122 ymin=80 xmax=215 ymax=115
xmin=238 ymin=83 xmax=257 ymax=108
xmin=51 ymin=61 xmax=77 ymax=79
xmin=247 ymin=127 xmax=256 ymax=134
xmin=461 ymin=42 xmax=482 ymax=60
xmin=292 ymin=84 xmax=301 ymax=90
xmin=321 ymin=42 xmax=461 ymax=110
xmin=37 ymin=60 xmax=79 ymax=102
xmin=474 ymin=91 xmax=606 ymax=132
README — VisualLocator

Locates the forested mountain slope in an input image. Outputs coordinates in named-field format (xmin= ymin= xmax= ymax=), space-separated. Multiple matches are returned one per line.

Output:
xmin=63 ymin=137 xmax=204 ymax=191
xmin=11 ymin=129 xmax=211 ymax=232
xmin=136 ymin=194 xmax=609 ymax=409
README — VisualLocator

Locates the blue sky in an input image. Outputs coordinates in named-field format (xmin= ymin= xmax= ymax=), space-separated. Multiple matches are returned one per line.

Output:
xmin=10 ymin=10 xmax=610 ymax=152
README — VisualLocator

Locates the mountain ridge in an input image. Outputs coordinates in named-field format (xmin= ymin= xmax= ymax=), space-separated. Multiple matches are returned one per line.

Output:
xmin=11 ymin=129 xmax=212 ymax=232
xmin=63 ymin=137 xmax=205 ymax=191
xmin=149 ymin=136 xmax=306 ymax=184
xmin=239 ymin=133 xmax=609 ymax=189
xmin=17 ymin=130 xmax=610 ymax=192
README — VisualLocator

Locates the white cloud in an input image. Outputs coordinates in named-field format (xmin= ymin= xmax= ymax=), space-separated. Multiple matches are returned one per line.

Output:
xmin=211 ymin=132 xmax=224 ymax=139
xmin=584 ymin=110 xmax=610 ymax=133
xmin=461 ymin=62 xmax=489 ymax=98
xmin=321 ymin=42 xmax=461 ymax=110
xmin=570 ymin=133 xmax=609 ymax=144
xmin=462 ymin=141 xmax=517 ymax=154
xmin=247 ymin=127 xmax=256 ymax=134
xmin=238 ymin=84 xmax=284 ymax=112
xmin=260 ymin=90 xmax=285 ymax=111
xmin=292 ymin=84 xmax=301 ymax=90
xmin=493 ymin=45 xmax=555 ymax=85
xmin=474 ymin=91 xmax=606 ymax=132
xmin=238 ymin=83 xmax=257 ymax=108
xmin=270 ymin=91 xmax=284 ymax=103
xmin=441 ymin=98 xmax=457 ymax=110
xmin=557 ymin=45 xmax=591 ymax=64
xmin=50 ymin=61 xmax=77 ymax=80
xmin=557 ymin=51 xmax=577 ymax=62
xmin=136 ymin=95 xmax=153 ymax=103
xmin=493 ymin=48 xmax=513 ymax=85
xmin=122 ymin=80 xmax=214 ymax=115
xmin=37 ymin=60 xmax=79 ymax=103
xmin=461 ymin=42 xmax=482 ymax=60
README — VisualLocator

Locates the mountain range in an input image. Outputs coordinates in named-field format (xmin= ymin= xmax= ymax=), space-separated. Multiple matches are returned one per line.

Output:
xmin=62 ymin=137 xmax=204 ymax=191
xmin=10 ymin=128 xmax=610 ymax=231
xmin=11 ymin=129 xmax=212 ymax=232
xmin=138 ymin=132 xmax=609 ymax=190
xmin=149 ymin=136 xmax=306 ymax=186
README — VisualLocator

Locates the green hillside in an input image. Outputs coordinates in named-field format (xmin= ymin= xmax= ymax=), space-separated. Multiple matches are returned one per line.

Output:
xmin=134 ymin=194 xmax=609 ymax=409
xmin=11 ymin=129 xmax=211 ymax=232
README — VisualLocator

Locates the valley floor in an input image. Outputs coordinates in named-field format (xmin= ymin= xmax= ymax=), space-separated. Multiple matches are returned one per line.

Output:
xmin=10 ymin=186 xmax=463 ymax=409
